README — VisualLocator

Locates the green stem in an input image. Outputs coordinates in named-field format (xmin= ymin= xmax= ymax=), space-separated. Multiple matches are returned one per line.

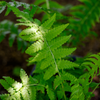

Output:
xmin=46 ymin=0 xmax=50 ymax=9
xmin=87 ymin=83 xmax=100 ymax=100
xmin=44 ymin=37 xmax=66 ymax=100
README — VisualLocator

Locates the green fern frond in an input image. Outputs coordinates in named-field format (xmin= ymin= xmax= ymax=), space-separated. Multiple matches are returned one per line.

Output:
xmin=0 ymin=69 xmax=38 ymax=100
xmin=69 ymin=0 xmax=100 ymax=45
xmin=75 ymin=53 xmax=100 ymax=99
xmin=81 ymin=53 xmax=100 ymax=78
xmin=2 ymin=2 xmax=98 ymax=100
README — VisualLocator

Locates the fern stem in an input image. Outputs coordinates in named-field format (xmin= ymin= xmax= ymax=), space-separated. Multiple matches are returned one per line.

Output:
xmin=46 ymin=0 xmax=50 ymax=9
xmin=87 ymin=83 xmax=100 ymax=100
xmin=44 ymin=37 xmax=67 ymax=100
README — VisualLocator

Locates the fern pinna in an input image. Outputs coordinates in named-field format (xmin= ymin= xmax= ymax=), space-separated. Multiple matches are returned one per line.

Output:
xmin=68 ymin=0 xmax=100 ymax=45
xmin=0 ymin=1 xmax=100 ymax=100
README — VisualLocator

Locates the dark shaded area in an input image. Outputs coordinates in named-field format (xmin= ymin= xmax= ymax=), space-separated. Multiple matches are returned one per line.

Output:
xmin=0 ymin=0 xmax=100 ymax=99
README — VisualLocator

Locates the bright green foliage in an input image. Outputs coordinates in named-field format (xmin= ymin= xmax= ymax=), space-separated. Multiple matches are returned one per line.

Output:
xmin=0 ymin=69 xmax=37 ymax=100
xmin=0 ymin=1 xmax=100 ymax=100
xmin=68 ymin=0 xmax=100 ymax=45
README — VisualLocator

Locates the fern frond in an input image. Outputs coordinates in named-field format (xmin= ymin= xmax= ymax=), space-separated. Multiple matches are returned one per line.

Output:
xmin=81 ymin=53 xmax=100 ymax=79
xmin=69 ymin=0 xmax=100 ymax=45
xmin=74 ymin=53 xmax=100 ymax=99
xmin=0 ymin=69 xmax=38 ymax=100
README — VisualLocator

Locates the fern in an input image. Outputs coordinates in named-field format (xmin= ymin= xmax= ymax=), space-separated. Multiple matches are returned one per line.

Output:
xmin=0 ymin=69 xmax=37 ymax=100
xmin=71 ymin=53 xmax=100 ymax=100
xmin=7 ymin=2 xmax=80 ymax=99
xmin=0 ymin=1 xmax=100 ymax=100
xmin=68 ymin=0 xmax=100 ymax=45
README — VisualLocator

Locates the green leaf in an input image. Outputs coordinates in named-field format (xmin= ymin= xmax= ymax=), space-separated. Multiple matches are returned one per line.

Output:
xmin=46 ymin=85 xmax=55 ymax=100
xmin=54 ymin=75 xmax=62 ymax=89
xmin=21 ymin=86 xmax=30 ymax=100
xmin=28 ymin=86 xmax=36 ymax=100
xmin=5 ymin=7 xmax=11 ymax=16
xmin=53 ymin=48 xmax=76 ymax=59
xmin=49 ymin=35 xmax=71 ymax=50
xmin=62 ymin=72 xmax=78 ymax=85
xmin=0 ymin=94 xmax=10 ymax=100
xmin=40 ymin=55 xmax=54 ymax=70
xmin=0 ymin=79 xmax=10 ymax=91
xmin=40 ymin=13 xmax=56 ymax=30
xmin=46 ymin=24 xmax=69 ymax=41
xmin=3 ymin=76 xmax=15 ymax=86
xmin=26 ymin=40 xmax=45 ymax=55
xmin=20 ymin=69 xmax=29 ymax=85
xmin=58 ymin=60 xmax=79 ymax=69
xmin=19 ymin=27 xmax=41 ymax=42
xmin=44 ymin=66 xmax=58 ymax=80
